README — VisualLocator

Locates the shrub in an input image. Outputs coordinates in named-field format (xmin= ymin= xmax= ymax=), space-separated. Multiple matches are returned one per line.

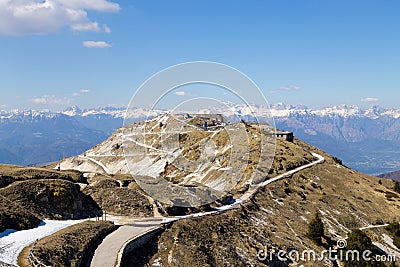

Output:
xmin=346 ymin=229 xmax=374 ymax=252
xmin=306 ymin=212 xmax=324 ymax=243
xmin=386 ymin=222 xmax=400 ymax=237
xmin=342 ymin=229 xmax=383 ymax=267
xmin=386 ymin=222 xmax=400 ymax=249
xmin=394 ymin=181 xmax=400 ymax=194
xmin=393 ymin=236 xmax=400 ymax=249
xmin=332 ymin=156 xmax=342 ymax=165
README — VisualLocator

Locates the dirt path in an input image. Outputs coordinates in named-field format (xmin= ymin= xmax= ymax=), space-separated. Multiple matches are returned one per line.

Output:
xmin=136 ymin=190 xmax=163 ymax=217
xmin=78 ymin=155 xmax=111 ymax=175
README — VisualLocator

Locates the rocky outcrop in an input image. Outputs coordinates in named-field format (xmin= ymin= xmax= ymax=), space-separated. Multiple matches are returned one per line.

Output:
xmin=0 ymin=196 xmax=41 ymax=232
xmin=0 ymin=179 xmax=101 ymax=220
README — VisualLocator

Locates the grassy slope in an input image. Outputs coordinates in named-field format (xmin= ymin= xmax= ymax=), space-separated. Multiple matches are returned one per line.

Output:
xmin=29 ymin=221 xmax=117 ymax=267
xmin=83 ymin=177 xmax=154 ymax=217
xmin=122 ymin=139 xmax=400 ymax=267
xmin=0 ymin=164 xmax=83 ymax=188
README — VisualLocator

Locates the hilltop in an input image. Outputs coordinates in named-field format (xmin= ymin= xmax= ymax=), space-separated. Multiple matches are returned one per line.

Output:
xmin=58 ymin=113 xmax=296 ymax=207
xmin=0 ymin=166 xmax=153 ymax=233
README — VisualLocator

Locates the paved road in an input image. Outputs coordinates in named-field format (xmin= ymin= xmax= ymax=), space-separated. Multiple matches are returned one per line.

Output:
xmin=240 ymin=152 xmax=325 ymax=201
xmin=90 ymin=218 xmax=163 ymax=267
xmin=359 ymin=224 xmax=389 ymax=231
xmin=90 ymin=153 xmax=325 ymax=267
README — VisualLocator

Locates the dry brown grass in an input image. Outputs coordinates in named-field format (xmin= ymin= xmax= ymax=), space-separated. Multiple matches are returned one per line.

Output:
xmin=17 ymin=243 xmax=33 ymax=267
xmin=0 ymin=195 xmax=42 ymax=232
xmin=1 ymin=179 xmax=100 ymax=220
xmin=0 ymin=164 xmax=83 ymax=188
xmin=83 ymin=178 xmax=153 ymax=217
xmin=32 ymin=221 xmax=116 ymax=267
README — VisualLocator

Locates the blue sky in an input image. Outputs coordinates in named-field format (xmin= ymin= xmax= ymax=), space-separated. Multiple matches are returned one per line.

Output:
xmin=0 ymin=0 xmax=399 ymax=110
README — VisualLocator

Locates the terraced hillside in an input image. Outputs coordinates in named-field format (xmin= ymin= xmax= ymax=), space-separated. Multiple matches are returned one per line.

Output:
xmin=59 ymin=114 xmax=280 ymax=206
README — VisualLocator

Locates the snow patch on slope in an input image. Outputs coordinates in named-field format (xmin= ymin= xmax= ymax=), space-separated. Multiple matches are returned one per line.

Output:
xmin=0 ymin=219 xmax=86 ymax=266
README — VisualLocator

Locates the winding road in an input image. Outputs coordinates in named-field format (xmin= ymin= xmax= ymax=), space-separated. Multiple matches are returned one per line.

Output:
xmin=89 ymin=152 xmax=325 ymax=267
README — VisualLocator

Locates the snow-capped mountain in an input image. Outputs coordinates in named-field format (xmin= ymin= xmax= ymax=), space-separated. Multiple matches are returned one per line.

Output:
xmin=270 ymin=103 xmax=400 ymax=119
xmin=267 ymin=103 xmax=400 ymax=175
xmin=2 ymin=103 xmax=399 ymax=124
xmin=62 ymin=105 xmax=126 ymax=118
xmin=1 ymin=103 xmax=400 ymax=174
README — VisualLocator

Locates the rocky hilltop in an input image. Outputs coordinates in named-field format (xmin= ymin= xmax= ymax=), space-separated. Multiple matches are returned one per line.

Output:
xmin=0 ymin=166 xmax=153 ymax=233
xmin=58 ymin=113 xmax=284 ymax=207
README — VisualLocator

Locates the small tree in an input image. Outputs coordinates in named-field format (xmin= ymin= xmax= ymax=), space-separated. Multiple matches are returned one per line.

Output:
xmin=306 ymin=212 xmax=324 ymax=244
xmin=386 ymin=222 xmax=400 ymax=249
xmin=393 ymin=181 xmax=400 ymax=194
xmin=346 ymin=229 xmax=374 ymax=252
xmin=386 ymin=221 xmax=400 ymax=236
xmin=342 ymin=229 xmax=383 ymax=267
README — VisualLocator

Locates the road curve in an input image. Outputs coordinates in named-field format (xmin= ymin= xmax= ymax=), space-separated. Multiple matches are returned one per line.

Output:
xmin=90 ymin=218 xmax=163 ymax=267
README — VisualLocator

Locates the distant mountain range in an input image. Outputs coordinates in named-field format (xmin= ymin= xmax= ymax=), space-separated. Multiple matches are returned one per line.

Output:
xmin=1 ymin=103 xmax=400 ymax=175
xmin=269 ymin=103 xmax=400 ymax=175
xmin=378 ymin=170 xmax=400 ymax=182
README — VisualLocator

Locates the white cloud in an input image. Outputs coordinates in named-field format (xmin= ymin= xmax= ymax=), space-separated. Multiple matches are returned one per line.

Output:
xmin=0 ymin=104 xmax=7 ymax=108
xmin=72 ymin=89 xmax=90 ymax=97
xmin=0 ymin=0 xmax=120 ymax=35
xmin=82 ymin=41 xmax=112 ymax=48
xmin=174 ymin=91 xmax=186 ymax=96
xmin=277 ymin=85 xmax=301 ymax=91
xmin=55 ymin=0 xmax=120 ymax=12
xmin=29 ymin=95 xmax=71 ymax=105
xmin=71 ymin=22 xmax=111 ymax=33
xmin=361 ymin=97 xmax=379 ymax=102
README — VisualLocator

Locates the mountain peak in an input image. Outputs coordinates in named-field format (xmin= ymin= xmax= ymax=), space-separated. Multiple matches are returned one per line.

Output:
xmin=63 ymin=105 xmax=83 ymax=116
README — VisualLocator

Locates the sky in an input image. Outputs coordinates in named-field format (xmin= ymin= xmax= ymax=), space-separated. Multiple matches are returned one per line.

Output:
xmin=0 ymin=0 xmax=399 ymax=111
